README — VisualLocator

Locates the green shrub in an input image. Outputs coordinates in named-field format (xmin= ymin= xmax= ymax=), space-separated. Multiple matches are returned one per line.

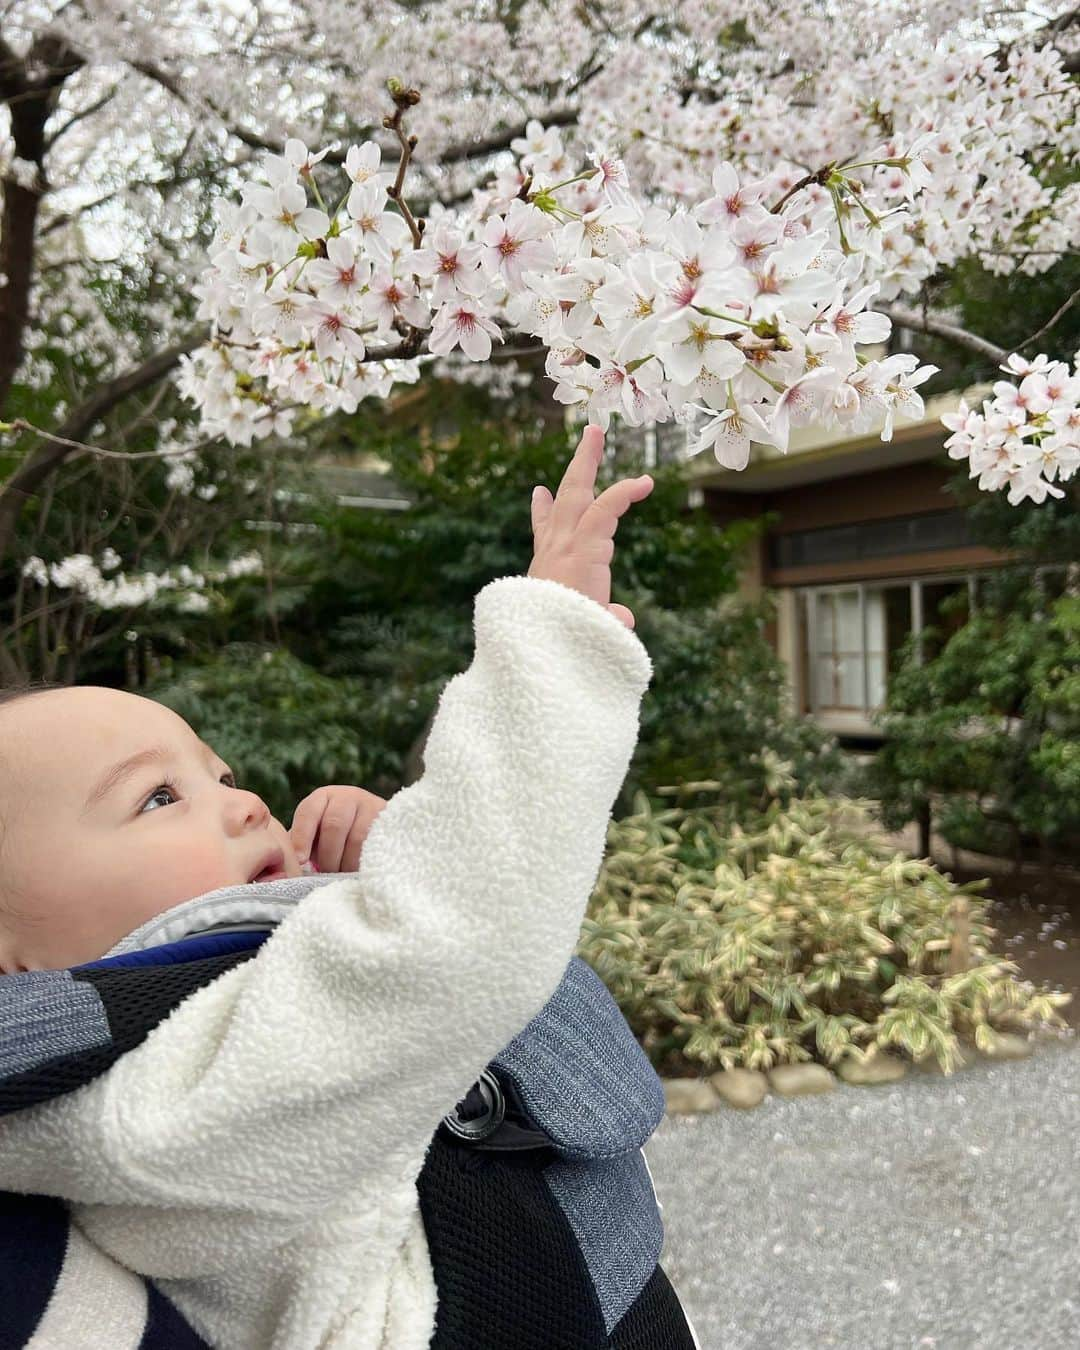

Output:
xmin=145 ymin=645 xmax=385 ymax=824
xmin=861 ymin=581 xmax=1080 ymax=861
xmin=624 ymin=597 xmax=846 ymax=819
xmin=578 ymin=786 xmax=1070 ymax=1077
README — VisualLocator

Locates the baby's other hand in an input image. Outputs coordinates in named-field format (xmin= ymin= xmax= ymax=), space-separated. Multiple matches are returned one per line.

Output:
xmin=290 ymin=785 xmax=390 ymax=874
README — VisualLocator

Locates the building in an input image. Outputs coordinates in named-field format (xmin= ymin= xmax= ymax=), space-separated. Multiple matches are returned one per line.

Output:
xmin=677 ymin=387 xmax=1017 ymax=744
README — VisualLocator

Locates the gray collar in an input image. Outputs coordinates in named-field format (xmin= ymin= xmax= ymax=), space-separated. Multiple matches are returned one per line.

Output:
xmin=105 ymin=873 xmax=344 ymax=957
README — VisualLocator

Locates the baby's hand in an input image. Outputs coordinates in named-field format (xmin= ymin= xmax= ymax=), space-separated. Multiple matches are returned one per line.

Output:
xmin=527 ymin=424 xmax=653 ymax=630
xmin=290 ymin=785 xmax=390 ymax=874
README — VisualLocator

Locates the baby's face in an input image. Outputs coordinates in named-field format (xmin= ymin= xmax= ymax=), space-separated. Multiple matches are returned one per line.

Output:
xmin=0 ymin=686 xmax=301 ymax=972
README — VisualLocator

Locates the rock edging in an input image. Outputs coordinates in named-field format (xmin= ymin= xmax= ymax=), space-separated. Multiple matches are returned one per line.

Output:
xmin=661 ymin=1033 xmax=1037 ymax=1116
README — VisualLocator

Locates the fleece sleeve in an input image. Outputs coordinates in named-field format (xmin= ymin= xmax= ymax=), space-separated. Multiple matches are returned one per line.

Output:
xmin=0 ymin=576 xmax=652 ymax=1257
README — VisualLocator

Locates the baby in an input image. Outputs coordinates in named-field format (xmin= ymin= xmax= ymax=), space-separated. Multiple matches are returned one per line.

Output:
xmin=0 ymin=684 xmax=388 ymax=973
xmin=0 ymin=428 xmax=701 ymax=1350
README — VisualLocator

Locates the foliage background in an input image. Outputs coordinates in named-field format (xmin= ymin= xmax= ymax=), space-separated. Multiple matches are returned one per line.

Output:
xmin=141 ymin=384 xmax=846 ymax=824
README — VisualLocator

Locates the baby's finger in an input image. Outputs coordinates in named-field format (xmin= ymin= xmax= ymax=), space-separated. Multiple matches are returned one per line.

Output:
xmin=313 ymin=798 xmax=360 ymax=874
xmin=531 ymin=483 xmax=554 ymax=537
xmin=550 ymin=425 xmax=604 ymax=532
xmin=580 ymin=473 xmax=653 ymax=541
xmin=290 ymin=788 xmax=329 ymax=863
xmin=340 ymin=814 xmax=373 ymax=873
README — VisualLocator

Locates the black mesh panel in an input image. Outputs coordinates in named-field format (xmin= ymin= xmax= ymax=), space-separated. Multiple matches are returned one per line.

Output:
xmin=0 ymin=952 xmax=256 ymax=1116
xmin=418 ymin=1131 xmax=607 ymax=1348
xmin=610 ymin=1263 xmax=699 ymax=1350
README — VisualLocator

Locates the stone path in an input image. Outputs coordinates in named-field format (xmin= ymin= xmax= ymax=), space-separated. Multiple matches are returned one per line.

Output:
xmin=645 ymin=1038 xmax=1080 ymax=1349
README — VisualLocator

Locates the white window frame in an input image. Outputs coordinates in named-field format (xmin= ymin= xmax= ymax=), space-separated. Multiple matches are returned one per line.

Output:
xmin=798 ymin=571 xmax=994 ymax=718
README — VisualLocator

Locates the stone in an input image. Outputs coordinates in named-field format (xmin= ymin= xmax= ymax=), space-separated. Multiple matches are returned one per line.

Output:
xmin=836 ymin=1050 xmax=908 ymax=1086
xmin=913 ymin=1042 xmax=979 ymax=1075
xmin=663 ymin=1077 xmax=721 ymax=1115
xmin=768 ymin=1063 xmax=836 ymax=1097
xmin=709 ymin=1067 xmax=769 ymax=1109
xmin=979 ymin=1031 xmax=1034 ymax=1061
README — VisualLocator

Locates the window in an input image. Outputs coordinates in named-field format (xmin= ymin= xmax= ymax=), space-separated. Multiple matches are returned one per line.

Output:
xmin=799 ymin=573 xmax=985 ymax=719
xmin=815 ymin=589 xmax=863 ymax=709
xmin=770 ymin=509 xmax=975 ymax=570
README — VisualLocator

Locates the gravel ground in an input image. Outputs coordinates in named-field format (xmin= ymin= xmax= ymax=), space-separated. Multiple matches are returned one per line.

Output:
xmin=644 ymin=1038 xmax=1080 ymax=1350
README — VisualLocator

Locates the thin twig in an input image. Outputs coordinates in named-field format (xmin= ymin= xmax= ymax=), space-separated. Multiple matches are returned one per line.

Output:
xmin=1018 ymin=287 xmax=1080 ymax=352
xmin=768 ymin=164 xmax=835 ymax=214
xmin=382 ymin=82 xmax=425 ymax=250
xmin=3 ymin=419 xmax=216 ymax=461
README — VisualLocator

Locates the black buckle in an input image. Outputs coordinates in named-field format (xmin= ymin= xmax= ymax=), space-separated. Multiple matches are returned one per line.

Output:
xmin=440 ymin=1069 xmax=506 ymax=1142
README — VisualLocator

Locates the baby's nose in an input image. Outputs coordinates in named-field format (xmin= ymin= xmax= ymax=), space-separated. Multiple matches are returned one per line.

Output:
xmin=225 ymin=789 xmax=271 ymax=833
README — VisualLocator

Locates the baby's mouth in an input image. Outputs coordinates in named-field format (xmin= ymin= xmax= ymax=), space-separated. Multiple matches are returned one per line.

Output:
xmin=250 ymin=847 xmax=286 ymax=883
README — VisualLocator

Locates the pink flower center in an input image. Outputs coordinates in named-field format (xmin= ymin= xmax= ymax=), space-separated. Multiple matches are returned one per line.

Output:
xmin=670 ymin=278 xmax=697 ymax=308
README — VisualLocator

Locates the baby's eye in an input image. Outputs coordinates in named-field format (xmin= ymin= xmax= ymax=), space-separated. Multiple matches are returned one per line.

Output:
xmin=140 ymin=773 xmax=235 ymax=813
xmin=141 ymin=783 xmax=178 ymax=813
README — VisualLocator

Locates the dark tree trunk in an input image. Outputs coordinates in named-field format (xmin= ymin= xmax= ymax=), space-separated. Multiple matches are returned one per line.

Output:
xmin=916 ymin=797 xmax=932 ymax=862
xmin=0 ymin=34 xmax=83 ymax=410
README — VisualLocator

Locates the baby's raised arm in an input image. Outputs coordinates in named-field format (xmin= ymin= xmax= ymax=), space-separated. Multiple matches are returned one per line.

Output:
xmin=0 ymin=428 xmax=655 ymax=1277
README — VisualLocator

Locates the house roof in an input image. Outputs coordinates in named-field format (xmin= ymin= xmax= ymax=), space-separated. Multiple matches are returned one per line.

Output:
xmin=685 ymin=384 xmax=991 ymax=494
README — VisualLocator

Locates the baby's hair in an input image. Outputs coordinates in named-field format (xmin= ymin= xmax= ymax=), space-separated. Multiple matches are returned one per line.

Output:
xmin=0 ymin=681 xmax=68 ymax=710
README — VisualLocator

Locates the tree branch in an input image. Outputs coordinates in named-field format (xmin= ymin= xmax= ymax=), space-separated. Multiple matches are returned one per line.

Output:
xmin=998 ymin=4 xmax=1080 ymax=70
xmin=0 ymin=334 xmax=205 ymax=567
xmin=1018 ymin=287 xmax=1080 ymax=352
xmin=879 ymin=305 xmax=1010 ymax=366
xmin=3 ymin=418 xmax=216 ymax=461
xmin=43 ymin=80 xmax=119 ymax=151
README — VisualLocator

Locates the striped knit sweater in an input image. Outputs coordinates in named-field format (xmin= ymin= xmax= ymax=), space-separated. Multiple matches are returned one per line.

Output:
xmin=0 ymin=575 xmax=702 ymax=1350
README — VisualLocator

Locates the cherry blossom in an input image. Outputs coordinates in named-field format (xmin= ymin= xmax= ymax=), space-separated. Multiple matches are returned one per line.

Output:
xmin=7 ymin=0 xmax=1080 ymax=535
xmin=943 ymin=353 xmax=1080 ymax=505
xmin=480 ymin=201 xmax=557 ymax=291
xmin=428 ymin=302 xmax=503 ymax=361
xmin=307 ymin=239 xmax=372 ymax=308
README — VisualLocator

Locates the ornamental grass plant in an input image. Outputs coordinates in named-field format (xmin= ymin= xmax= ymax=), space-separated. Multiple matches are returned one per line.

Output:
xmin=579 ymin=769 xmax=1072 ymax=1079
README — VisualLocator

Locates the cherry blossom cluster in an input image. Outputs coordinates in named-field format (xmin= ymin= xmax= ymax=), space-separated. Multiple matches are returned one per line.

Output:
xmin=941 ymin=354 xmax=1080 ymax=505
xmin=183 ymin=130 xmax=945 ymax=480
xmin=581 ymin=15 xmax=1080 ymax=295
xmin=9 ymin=0 xmax=1080 ymax=524
xmin=20 ymin=549 xmax=263 ymax=611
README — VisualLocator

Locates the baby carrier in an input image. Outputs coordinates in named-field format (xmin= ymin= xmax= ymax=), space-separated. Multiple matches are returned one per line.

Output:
xmin=0 ymin=902 xmax=699 ymax=1349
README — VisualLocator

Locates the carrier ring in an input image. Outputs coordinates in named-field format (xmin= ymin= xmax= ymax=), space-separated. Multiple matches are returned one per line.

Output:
xmin=441 ymin=1069 xmax=506 ymax=1142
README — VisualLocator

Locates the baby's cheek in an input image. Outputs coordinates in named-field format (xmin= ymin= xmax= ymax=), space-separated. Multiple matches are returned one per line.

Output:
xmin=123 ymin=845 xmax=233 ymax=919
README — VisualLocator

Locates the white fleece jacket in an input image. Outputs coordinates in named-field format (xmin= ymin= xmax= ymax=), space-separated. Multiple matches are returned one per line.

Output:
xmin=0 ymin=575 xmax=655 ymax=1350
